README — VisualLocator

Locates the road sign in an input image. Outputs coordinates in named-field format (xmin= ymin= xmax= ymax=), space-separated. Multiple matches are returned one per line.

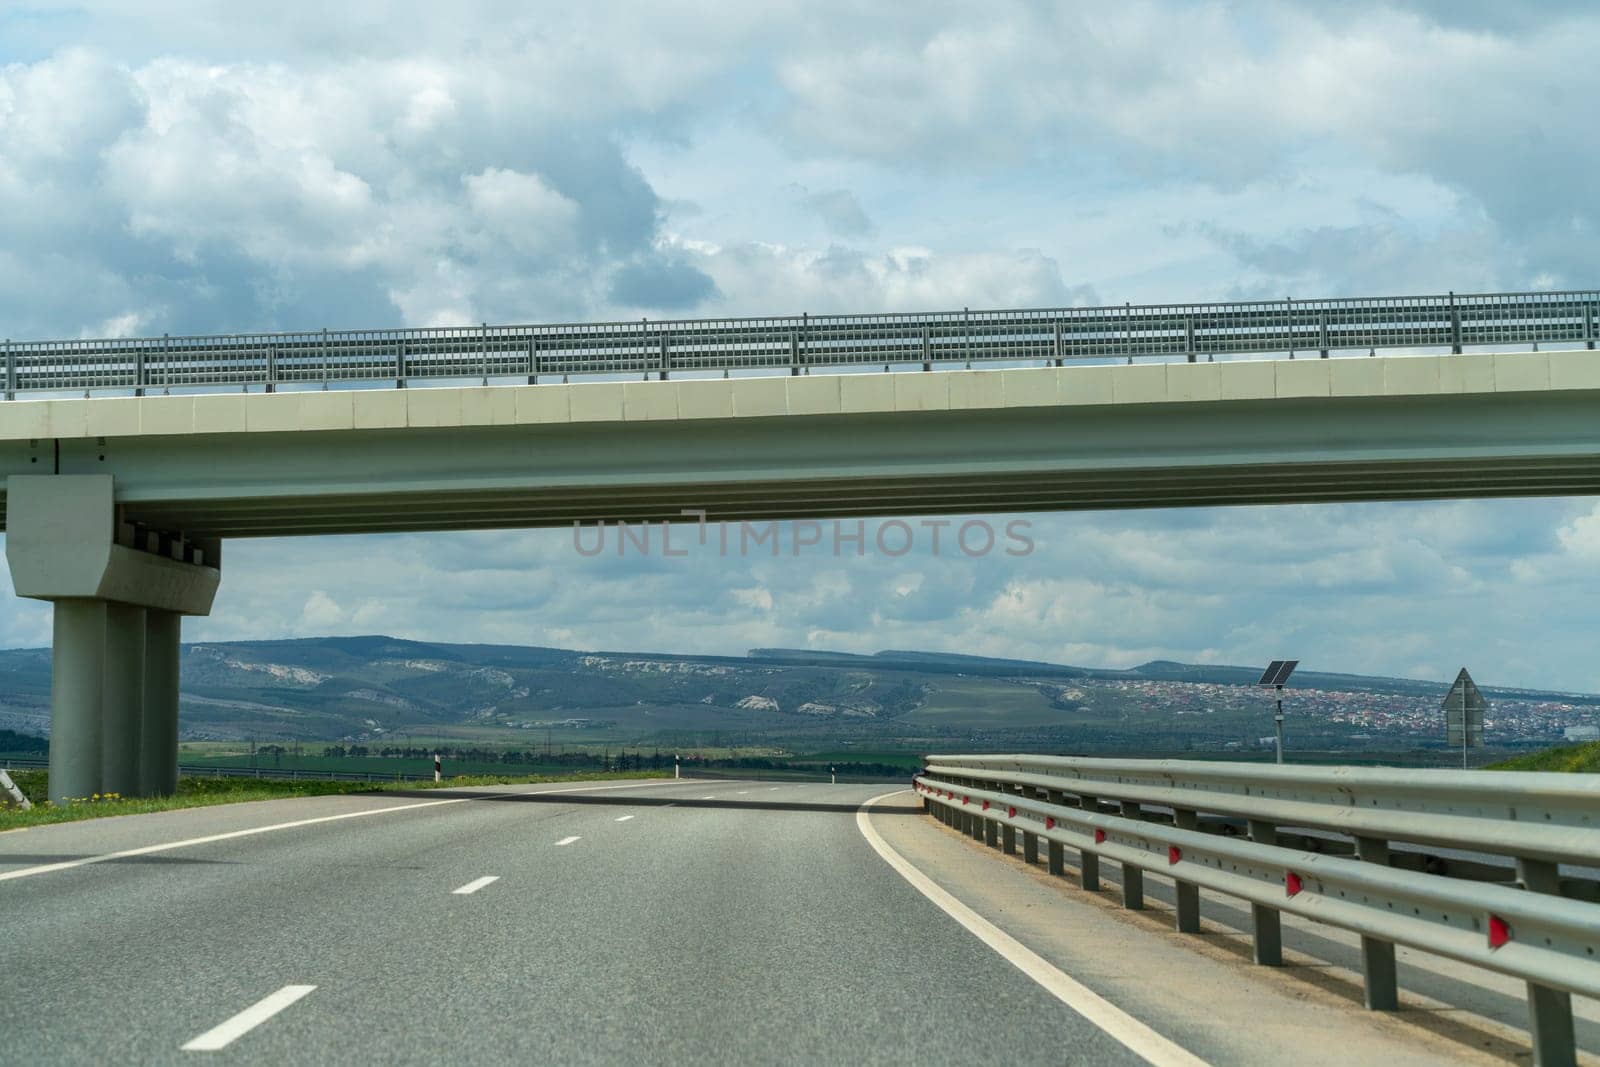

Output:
xmin=1443 ymin=668 xmax=1486 ymax=753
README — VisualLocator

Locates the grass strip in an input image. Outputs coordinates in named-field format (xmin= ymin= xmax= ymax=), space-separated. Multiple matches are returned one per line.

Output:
xmin=0 ymin=768 xmax=665 ymax=832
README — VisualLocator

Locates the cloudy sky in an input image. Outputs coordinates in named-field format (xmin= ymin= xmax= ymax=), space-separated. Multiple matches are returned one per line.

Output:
xmin=2 ymin=2 xmax=1598 ymax=690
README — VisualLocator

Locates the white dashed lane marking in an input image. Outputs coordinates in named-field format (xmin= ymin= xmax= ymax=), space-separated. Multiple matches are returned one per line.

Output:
xmin=555 ymin=836 xmax=581 ymax=846
xmin=452 ymin=876 xmax=499 ymax=895
xmin=181 ymin=985 xmax=317 ymax=1052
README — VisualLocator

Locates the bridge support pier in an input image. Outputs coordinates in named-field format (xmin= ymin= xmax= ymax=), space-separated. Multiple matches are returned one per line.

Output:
xmin=6 ymin=476 xmax=220 ymax=805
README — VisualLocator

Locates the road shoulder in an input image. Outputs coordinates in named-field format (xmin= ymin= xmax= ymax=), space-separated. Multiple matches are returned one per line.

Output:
xmin=863 ymin=792 xmax=1521 ymax=1066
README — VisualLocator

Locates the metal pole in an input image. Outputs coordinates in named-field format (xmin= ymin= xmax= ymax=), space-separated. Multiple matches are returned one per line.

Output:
xmin=1275 ymin=685 xmax=1285 ymax=764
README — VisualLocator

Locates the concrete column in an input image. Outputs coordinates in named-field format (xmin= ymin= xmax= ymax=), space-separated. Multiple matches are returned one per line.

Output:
xmin=141 ymin=610 xmax=181 ymax=796
xmin=7 ymin=476 xmax=219 ymax=803
xmin=100 ymin=602 xmax=146 ymax=796
xmin=48 ymin=600 xmax=107 ymax=805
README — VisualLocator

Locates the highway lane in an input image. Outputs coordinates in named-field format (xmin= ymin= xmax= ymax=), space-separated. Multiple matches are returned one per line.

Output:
xmin=2 ymin=780 xmax=1155 ymax=1065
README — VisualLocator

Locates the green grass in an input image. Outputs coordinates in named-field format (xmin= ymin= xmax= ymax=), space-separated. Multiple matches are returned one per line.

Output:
xmin=1486 ymin=741 xmax=1600 ymax=772
xmin=0 ymin=768 xmax=666 ymax=832
xmin=903 ymin=678 xmax=1065 ymax=726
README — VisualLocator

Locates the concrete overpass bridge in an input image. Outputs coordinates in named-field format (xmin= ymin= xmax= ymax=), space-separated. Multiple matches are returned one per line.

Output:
xmin=3 ymin=288 xmax=1598 ymax=802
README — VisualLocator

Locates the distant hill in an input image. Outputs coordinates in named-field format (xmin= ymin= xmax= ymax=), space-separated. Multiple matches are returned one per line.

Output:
xmin=0 ymin=636 xmax=1594 ymax=752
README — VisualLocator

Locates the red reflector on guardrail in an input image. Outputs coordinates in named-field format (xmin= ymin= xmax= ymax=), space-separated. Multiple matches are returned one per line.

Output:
xmin=1045 ymin=817 xmax=1055 ymax=829
xmin=1285 ymin=872 xmax=1303 ymax=897
xmin=1488 ymin=914 xmax=1512 ymax=949
xmin=1168 ymin=846 xmax=1181 ymax=865
xmin=1007 ymin=807 xmax=1017 ymax=818
xmin=962 ymin=796 xmax=969 ymax=805
xmin=982 ymin=800 xmax=990 ymax=810
xmin=1094 ymin=829 xmax=1106 ymax=844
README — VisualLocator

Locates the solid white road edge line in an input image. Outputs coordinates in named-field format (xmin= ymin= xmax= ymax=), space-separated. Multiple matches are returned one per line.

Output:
xmin=181 ymin=984 xmax=317 ymax=1052
xmin=556 ymin=836 xmax=581 ymax=846
xmin=615 ymin=815 xmax=635 ymax=822
xmin=0 ymin=780 xmax=683 ymax=883
xmin=856 ymin=791 xmax=1209 ymax=1067
xmin=452 ymin=875 xmax=500 ymax=895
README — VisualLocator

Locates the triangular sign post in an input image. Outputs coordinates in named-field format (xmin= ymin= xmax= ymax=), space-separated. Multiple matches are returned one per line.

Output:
xmin=1442 ymin=667 xmax=1487 ymax=769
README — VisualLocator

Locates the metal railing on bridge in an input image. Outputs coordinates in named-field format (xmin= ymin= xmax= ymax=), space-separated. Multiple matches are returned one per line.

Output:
xmin=4 ymin=289 xmax=1597 ymax=398
xmin=916 ymin=754 xmax=1600 ymax=1067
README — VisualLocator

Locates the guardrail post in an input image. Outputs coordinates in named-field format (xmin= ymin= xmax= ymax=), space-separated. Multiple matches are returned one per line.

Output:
xmin=528 ymin=338 xmax=538 ymax=385
xmin=659 ymin=332 xmax=669 ymax=381
xmin=1586 ymin=302 xmax=1596 ymax=351
xmin=1185 ymin=314 xmax=1196 ymax=363
xmin=792 ymin=312 xmax=807 ymax=376
xmin=1517 ymin=858 xmax=1577 ymax=1067
xmin=921 ymin=325 xmax=931 ymax=372
xmin=5 ymin=340 xmax=14 ymax=400
xmin=984 ymin=796 xmax=1000 ymax=849
xmin=1173 ymin=808 xmax=1201 ymax=933
xmin=1354 ymin=835 xmax=1398 ymax=1010
xmin=265 ymin=344 xmax=277 ymax=392
xmin=1045 ymin=789 xmax=1066 ymax=875
xmin=134 ymin=342 xmax=146 ymax=397
xmin=1020 ymin=786 xmax=1039 ymax=865
xmin=1249 ymin=818 xmax=1283 ymax=965
xmin=1001 ymin=787 xmax=1017 ymax=855
xmin=1080 ymin=792 xmax=1101 ymax=891
xmin=396 ymin=341 xmax=406 ymax=388
xmin=1120 ymin=800 xmax=1144 ymax=910
xmin=1318 ymin=311 xmax=1329 ymax=358
xmin=1449 ymin=291 xmax=1462 ymax=354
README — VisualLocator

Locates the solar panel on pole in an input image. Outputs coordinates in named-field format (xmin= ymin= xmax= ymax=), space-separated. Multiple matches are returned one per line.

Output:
xmin=1256 ymin=660 xmax=1298 ymax=687
xmin=1255 ymin=661 xmax=1298 ymax=764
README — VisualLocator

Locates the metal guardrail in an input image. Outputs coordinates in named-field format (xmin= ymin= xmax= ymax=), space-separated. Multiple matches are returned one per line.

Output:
xmin=917 ymin=755 xmax=1600 ymax=1067
xmin=3 ymin=289 xmax=1597 ymax=398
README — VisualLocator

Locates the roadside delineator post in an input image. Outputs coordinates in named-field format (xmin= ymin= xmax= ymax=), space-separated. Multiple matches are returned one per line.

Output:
xmin=0 ymin=768 xmax=30 ymax=810
xmin=674 ymin=754 xmax=680 ymax=780
xmin=433 ymin=754 xmax=441 ymax=783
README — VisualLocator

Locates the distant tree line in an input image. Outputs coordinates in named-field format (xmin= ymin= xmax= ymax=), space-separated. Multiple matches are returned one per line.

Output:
xmin=0 ymin=729 xmax=48 ymax=755
xmin=306 ymin=743 xmax=909 ymax=777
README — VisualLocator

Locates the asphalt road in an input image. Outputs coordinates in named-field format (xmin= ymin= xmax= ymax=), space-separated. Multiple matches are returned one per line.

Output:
xmin=1 ymin=780 xmax=1150 ymax=1066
